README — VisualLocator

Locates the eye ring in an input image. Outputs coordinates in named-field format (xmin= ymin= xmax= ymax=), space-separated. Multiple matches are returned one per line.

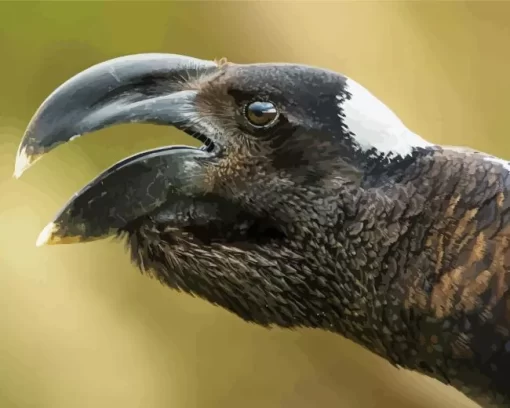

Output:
xmin=244 ymin=101 xmax=279 ymax=128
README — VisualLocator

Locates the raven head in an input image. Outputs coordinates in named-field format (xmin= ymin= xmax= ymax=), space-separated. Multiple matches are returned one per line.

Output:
xmin=14 ymin=54 xmax=435 ymax=330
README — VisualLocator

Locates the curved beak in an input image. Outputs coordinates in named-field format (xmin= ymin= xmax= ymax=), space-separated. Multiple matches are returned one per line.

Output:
xmin=36 ymin=145 xmax=213 ymax=246
xmin=14 ymin=53 xmax=222 ymax=245
xmin=14 ymin=53 xmax=219 ymax=178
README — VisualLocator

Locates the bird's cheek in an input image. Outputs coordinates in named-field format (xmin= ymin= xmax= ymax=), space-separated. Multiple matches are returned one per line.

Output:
xmin=202 ymin=148 xmax=265 ymax=193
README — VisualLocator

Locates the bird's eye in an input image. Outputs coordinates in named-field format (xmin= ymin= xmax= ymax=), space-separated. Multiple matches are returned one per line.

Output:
xmin=245 ymin=101 xmax=279 ymax=128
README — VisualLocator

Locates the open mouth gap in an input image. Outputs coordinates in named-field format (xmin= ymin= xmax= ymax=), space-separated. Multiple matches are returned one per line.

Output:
xmin=186 ymin=129 xmax=215 ymax=152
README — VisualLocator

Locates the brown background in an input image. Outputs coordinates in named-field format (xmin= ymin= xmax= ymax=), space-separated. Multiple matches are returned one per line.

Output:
xmin=1 ymin=2 xmax=508 ymax=407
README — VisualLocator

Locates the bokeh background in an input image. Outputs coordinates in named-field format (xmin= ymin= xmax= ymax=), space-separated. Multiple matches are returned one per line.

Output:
xmin=0 ymin=2 xmax=508 ymax=407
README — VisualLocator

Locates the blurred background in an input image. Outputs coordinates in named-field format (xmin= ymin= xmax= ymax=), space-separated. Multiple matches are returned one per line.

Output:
xmin=0 ymin=2 xmax=508 ymax=407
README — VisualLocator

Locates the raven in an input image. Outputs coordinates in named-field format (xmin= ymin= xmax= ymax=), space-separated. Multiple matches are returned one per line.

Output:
xmin=14 ymin=54 xmax=510 ymax=407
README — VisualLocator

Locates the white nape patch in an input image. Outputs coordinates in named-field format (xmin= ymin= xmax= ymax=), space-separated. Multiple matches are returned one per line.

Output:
xmin=484 ymin=156 xmax=510 ymax=171
xmin=338 ymin=78 xmax=433 ymax=158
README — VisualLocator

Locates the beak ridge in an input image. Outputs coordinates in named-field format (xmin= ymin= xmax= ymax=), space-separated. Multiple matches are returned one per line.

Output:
xmin=14 ymin=53 xmax=218 ymax=178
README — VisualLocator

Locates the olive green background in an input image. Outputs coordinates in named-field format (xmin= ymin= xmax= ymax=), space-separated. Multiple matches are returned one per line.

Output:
xmin=0 ymin=2 xmax=508 ymax=407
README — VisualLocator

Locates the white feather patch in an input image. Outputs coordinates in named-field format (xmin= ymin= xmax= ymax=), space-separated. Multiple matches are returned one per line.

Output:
xmin=484 ymin=156 xmax=510 ymax=171
xmin=337 ymin=78 xmax=433 ymax=157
